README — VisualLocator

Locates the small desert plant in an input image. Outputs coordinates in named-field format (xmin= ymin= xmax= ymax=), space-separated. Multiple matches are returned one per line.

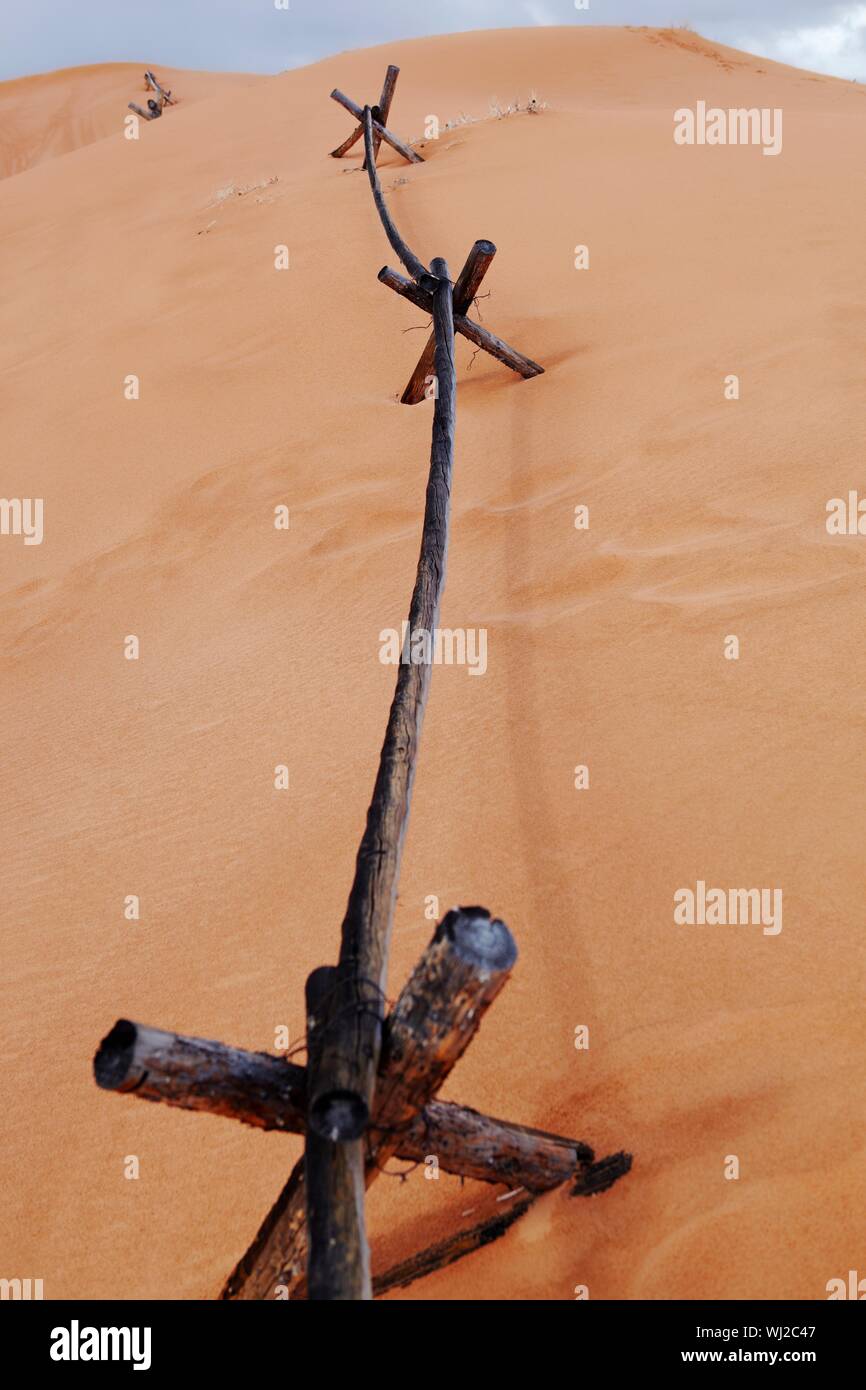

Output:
xmin=488 ymin=92 xmax=548 ymax=119
xmin=419 ymin=95 xmax=548 ymax=144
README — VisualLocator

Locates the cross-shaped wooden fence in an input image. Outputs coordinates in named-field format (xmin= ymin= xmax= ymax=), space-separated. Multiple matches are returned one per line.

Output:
xmin=329 ymin=65 xmax=422 ymax=167
xmin=93 ymin=74 xmax=630 ymax=1301
xmin=128 ymin=69 xmax=176 ymax=122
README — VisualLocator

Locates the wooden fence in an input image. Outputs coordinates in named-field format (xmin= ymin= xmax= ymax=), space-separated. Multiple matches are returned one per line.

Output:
xmin=93 ymin=67 xmax=630 ymax=1301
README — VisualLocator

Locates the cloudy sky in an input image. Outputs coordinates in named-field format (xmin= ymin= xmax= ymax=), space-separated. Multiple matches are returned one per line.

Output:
xmin=2 ymin=0 xmax=865 ymax=83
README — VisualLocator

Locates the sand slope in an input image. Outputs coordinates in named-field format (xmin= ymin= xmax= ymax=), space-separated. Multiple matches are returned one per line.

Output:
xmin=1 ymin=28 xmax=864 ymax=1300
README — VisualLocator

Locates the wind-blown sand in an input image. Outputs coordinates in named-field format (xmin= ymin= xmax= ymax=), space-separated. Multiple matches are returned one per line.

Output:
xmin=1 ymin=26 xmax=864 ymax=1300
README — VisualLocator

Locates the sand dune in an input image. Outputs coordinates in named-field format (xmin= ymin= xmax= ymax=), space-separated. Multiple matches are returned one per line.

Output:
xmin=0 ymin=63 xmax=263 ymax=180
xmin=1 ymin=27 xmax=864 ymax=1300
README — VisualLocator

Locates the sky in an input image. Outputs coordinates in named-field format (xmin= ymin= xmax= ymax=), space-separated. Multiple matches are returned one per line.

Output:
xmin=1 ymin=0 xmax=865 ymax=83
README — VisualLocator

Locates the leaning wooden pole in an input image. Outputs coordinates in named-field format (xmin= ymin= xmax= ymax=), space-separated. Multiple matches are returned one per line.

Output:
xmin=94 ymin=1017 xmax=598 ymax=1190
xmin=307 ymin=130 xmax=455 ymax=1149
xmin=307 ymin=251 xmax=455 ymax=1142
xmin=361 ymin=106 xmax=428 ymax=281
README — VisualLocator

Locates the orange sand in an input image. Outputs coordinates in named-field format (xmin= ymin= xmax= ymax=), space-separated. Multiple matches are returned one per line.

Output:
xmin=1 ymin=27 xmax=864 ymax=1301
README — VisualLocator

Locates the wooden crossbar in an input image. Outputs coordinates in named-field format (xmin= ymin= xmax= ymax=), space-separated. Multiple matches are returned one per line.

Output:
xmin=361 ymin=106 xmax=428 ymax=281
xmin=93 ymin=1018 xmax=598 ymax=1190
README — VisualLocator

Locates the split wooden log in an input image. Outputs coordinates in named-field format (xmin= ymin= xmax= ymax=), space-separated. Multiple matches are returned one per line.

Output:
xmin=362 ymin=106 xmax=427 ymax=282
xmin=379 ymin=265 xmax=545 ymax=381
xmin=222 ymin=906 xmax=517 ymax=1299
xmin=304 ymin=967 xmax=370 ymax=1300
xmin=306 ymin=256 xmax=456 ymax=1149
xmin=402 ymin=239 xmax=497 ymax=404
xmin=93 ymin=1018 xmax=596 ymax=1190
xmin=128 ymin=102 xmax=155 ymax=122
xmin=331 ymin=89 xmax=423 ymax=165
